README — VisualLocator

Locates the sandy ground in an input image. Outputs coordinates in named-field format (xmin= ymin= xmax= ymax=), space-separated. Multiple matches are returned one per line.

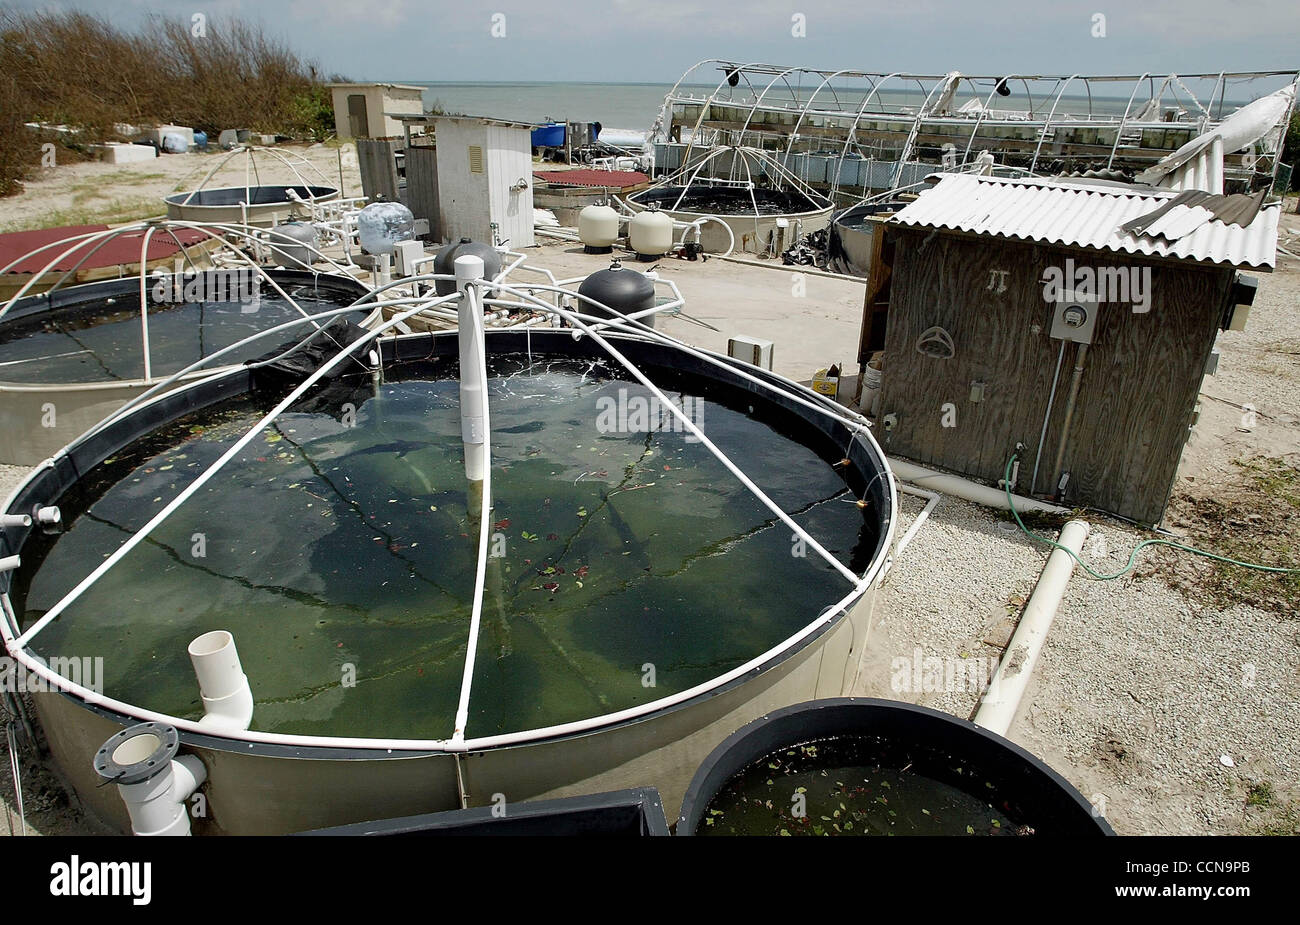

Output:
xmin=0 ymin=167 xmax=1296 ymax=835
xmin=0 ymin=142 xmax=364 ymax=234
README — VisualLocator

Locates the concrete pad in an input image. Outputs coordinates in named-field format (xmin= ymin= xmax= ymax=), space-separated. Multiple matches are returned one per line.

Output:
xmin=528 ymin=238 xmax=868 ymax=386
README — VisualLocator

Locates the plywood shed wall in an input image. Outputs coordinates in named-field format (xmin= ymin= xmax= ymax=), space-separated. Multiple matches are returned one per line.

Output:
xmin=875 ymin=225 xmax=1235 ymax=525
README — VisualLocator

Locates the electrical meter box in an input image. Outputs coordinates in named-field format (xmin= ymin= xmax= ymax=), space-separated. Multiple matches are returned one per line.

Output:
xmin=1050 ymin=290 xmax=1101 ymax=344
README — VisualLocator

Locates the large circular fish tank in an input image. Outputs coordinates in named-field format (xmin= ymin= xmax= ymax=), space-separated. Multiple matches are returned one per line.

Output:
xmin=0 ymin=269 xmax=374 ymax=465
xmin=628 ymin=145 xmax=833 ymax=255
xmin=165 ymin=185 xmax=339 ymax=226
xmin=1 ymin=327 xmax=896 ymax=834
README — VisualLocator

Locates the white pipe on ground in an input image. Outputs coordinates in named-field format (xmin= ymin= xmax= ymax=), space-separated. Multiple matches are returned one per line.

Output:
xmin=188 ymin=630 xmax=254 ymax=732
xmin=877 ymin=482 xmax=941 ymax=585
xmin=455 ymin=255 xmax=488 ymax=483
xmin=973 ymin=519 xmax=1090 ymax=736
xmin=886 ymin=458 xmax=1067 ymax=515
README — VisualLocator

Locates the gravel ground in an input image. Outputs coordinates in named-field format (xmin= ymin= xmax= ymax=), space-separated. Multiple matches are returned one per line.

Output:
xmin=860 ymin=493 xmax=1299 ymax=836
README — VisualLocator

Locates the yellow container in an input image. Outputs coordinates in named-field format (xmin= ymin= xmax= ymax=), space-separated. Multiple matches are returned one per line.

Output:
xmin=811 ymin=368 xmax=839 ymax=397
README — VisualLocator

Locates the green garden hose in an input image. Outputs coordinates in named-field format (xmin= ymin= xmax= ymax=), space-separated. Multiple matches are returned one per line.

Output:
xmin=1003 ymin=454 xmax=1299 ymax=582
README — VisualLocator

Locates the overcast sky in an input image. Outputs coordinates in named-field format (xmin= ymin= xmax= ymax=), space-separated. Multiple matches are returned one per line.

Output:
xmin=6 ymin=0 xmax=1298 ymax=83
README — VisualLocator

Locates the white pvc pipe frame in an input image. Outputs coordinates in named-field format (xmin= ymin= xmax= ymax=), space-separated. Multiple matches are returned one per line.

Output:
xmin=1 ymin=272 xmax=898 ymax=755
xmin=654 ymin=61 xmax=1300 ymax=194
xmin=0 ymin=220 xmax=380 ymax=387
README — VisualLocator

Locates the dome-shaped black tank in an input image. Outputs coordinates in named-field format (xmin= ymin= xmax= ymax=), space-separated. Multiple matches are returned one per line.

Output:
xmin=576 ymin=260 xmax=657 ymax=329
xmin=433 ymin=238 xmax=503 ymax=295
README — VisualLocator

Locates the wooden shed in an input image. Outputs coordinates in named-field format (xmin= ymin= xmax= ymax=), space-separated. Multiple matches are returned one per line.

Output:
xmin=862 ymin=174 xmax=1278 ymax=525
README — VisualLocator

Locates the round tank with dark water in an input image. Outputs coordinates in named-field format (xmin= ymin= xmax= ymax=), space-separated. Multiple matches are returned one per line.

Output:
xmin=827 ymin=200 xmax=909 ymax=278
xmin=1 ymin=329 xmax=896 ymax=834
xmin=627 ymin=185 xmax=833 ymax=256
xmin=164 ymin=185 xmax=339 ymax=227
xmin=677 ymin=698 xmax=1114 ymax=836
xmin=0 ymin=270 xmax=374 ymax=465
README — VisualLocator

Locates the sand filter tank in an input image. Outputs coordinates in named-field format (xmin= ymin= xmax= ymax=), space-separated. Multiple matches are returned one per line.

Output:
xmin=433 ymin=238 xmax=502 ymax=295
xmin=357 ymin=202 xmax=415 ymax=257
xmin=268 ymin=222 xmax=317 ymax=270
xmin=578 ymin=204 xmax=621 ymax=254
xmin=576 ymin=260 xmax=657 ymax=328
xmin=629 ymin=206 xmax=673 ymax=260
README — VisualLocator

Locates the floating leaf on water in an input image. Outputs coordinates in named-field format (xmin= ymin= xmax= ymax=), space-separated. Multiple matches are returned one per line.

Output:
xmin=966 ymin=825 xmax=975 ymax=834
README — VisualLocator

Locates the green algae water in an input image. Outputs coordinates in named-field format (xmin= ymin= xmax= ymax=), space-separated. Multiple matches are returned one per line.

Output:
xmin=18 ymin=354 xmax=875 ymax=740
xmin=699 ymin=736 xmax=1021 ymax=836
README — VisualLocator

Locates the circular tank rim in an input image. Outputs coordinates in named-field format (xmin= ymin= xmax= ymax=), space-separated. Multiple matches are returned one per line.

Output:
xmin=626 ymin=186 xmax=834 ymax=222
xmin=1 ymin=329 xmax=897 ymax=759
xmin=675 ymin=697 xmax=1116 ymax=836
xmin=0 ymin=268 xmax=376 ymax=390
xmin=163 ymin=184 xmax=339 ymax=211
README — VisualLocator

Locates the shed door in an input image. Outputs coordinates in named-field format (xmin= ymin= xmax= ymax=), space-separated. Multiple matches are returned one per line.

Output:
xmin=347 ymin=94 xmax=369 ymax=138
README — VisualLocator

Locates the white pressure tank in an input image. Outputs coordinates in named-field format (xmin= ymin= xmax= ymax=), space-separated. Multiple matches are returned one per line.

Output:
xmin=357 ymin=201 xmax=415 ymax=257
xmin=578 ymin=204 xmax=620 ymax=254
xmin=628 ymin=206 xmax=673 ymax=259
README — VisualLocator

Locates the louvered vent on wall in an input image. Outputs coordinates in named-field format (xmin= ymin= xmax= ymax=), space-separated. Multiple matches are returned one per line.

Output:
xmin=468 ymin=145 xmax=484 ymax=173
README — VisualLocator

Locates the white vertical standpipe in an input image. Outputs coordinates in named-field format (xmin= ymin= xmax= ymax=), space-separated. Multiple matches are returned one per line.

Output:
xmin=188 ymin=630 xmax=254 ymax=732
xmin=974 ymin=519 xmax=1090 ymax=736
xmin=456 ymin=255 xmax=488 ymax=484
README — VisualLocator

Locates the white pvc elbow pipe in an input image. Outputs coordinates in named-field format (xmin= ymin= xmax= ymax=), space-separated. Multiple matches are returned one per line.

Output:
xmin=974 ymin=519 xmax=1090 ymax=736
xmin=455 ymin=255 xmax=488 ymax=483
xmin=188 ymin=630 xmax=254 ymax=732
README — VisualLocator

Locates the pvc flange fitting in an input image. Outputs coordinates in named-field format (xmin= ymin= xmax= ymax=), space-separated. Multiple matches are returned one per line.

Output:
xmin=94 ymin=722 xmax=180 ymax=786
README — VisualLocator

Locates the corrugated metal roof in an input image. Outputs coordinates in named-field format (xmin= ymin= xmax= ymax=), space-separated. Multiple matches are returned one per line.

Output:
xmin=891 ymin=174 xmax=1279 ymax=270
xmin=534 ymin=169 xmax=649 ymax=189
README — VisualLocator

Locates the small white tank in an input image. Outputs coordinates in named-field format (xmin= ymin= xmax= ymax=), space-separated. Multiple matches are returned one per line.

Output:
xmin=578 ymin=204 xmax=620 ymax=254
xmin=629 ymin=206 xmax=673 ymax=259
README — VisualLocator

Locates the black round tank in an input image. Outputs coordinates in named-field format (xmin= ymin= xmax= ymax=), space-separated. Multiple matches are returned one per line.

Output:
xmin=576 ymin=260 xmax=657 ymax=329
xmin=433 ymin=238 xmax=503 ymax=295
